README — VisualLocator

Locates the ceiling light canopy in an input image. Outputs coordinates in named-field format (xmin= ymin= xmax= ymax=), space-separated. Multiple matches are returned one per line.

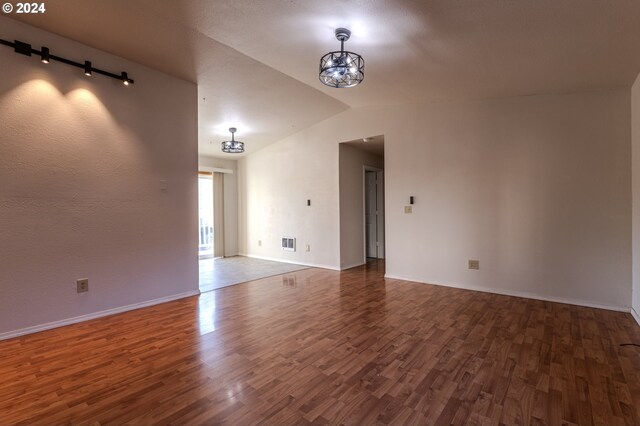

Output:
xmin=319 ymin=28 xmax=364 ymax=88
xmin=221 ymin=127 xmax=245 ymax=154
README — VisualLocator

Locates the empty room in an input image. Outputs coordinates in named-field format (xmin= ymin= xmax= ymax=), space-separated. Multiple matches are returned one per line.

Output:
xmin=2 ymin=1 xmax=640 ymax=425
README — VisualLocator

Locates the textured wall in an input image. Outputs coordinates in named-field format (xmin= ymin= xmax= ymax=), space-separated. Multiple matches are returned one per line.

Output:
xmin=0 ymin=18 xmax=199 ymax=336
xmin=239 ymin=90 xmax=631 ymax=310
xmin=238 ymin=123 xmax=342 ymax=269
xmin=383 ymin=90 xmax=631 ymax=310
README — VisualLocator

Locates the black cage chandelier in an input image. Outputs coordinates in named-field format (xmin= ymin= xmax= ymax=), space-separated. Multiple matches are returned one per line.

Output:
xmin=319 ymin=28 xmax=364 ymax=88
xmin=221 ymin=127 xmax=245 ymax=153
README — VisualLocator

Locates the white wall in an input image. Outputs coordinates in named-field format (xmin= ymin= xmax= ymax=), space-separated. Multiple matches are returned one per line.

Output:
xmin=339 ymin=144 xmax=384 ymax=269
xmin=238 ymin=125 xmax=343 ymax=269
xmin=0 ymin=18 xmax=199 ymax=338
xmin=239 ymin=89 xmax=631 ymax=310
xmin=385 ymin=90 xmax=631 ymax=310
xmin=198 ymin=156 xmax=239 ymax=256
xmin=632 ymin=74 xmax=640 ymax=323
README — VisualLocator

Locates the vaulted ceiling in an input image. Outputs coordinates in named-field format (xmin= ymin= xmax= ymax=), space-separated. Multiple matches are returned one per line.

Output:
xmin=10 ymin=0 xmax=640 ymax=157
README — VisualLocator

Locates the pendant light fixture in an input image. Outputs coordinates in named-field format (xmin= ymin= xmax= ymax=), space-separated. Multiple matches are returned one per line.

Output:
xmin=319 ymin=28 xmax=364 ymax=88
xmin=221 ymin=127 xmax=245 ymax=153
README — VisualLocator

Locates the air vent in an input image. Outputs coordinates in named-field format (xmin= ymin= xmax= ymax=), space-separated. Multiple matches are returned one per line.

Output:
xmin=282 ymin=237 xmax=296 ymax=252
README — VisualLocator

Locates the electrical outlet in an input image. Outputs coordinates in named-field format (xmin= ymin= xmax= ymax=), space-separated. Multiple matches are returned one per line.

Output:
xmin=77 ymin=278 xmax=89 ymax=293
xmin=258 ymin=240 xmax=262 ymax=246
xmin=404 ymin=206 xmax=412 ymax=214
xmin=468 ymin=260 xmax=480 ymax=270
xmin=305 ymin=244 xmax=310 ymax=252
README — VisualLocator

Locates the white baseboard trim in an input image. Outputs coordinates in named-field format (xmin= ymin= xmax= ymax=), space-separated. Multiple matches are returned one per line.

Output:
xmin=0 ymin=290 xmax=201 ymax=341
xmin=383 ymin=273 xmax=630 ymax=313
xmin=239 ymin=253 xmax=340 ymax=271
xmin=631 ymin=307 xmax=640 ymax=326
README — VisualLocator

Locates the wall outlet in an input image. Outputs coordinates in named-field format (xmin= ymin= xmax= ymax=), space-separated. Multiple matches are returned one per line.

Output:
xmin=404 ymin=206 xmax=412 ymax=214
xmin=258 ymin=240 xmax=262 ymax=247
xmin=305 ymin=244 xmax=310 ymax=252
xmin=77 ymin=278 xmax=89 ymax=293
xmin=468 ymin=260 xmax=480 ymax=270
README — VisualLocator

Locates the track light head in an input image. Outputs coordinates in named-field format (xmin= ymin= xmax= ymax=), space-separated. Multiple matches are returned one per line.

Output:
xmin=40 ymin=46 xmax=50 ymax=64
xmin=84 ymin=60 xmax=92 ymax=76
xmin=121 ymin=72 xmax=131 ymax=85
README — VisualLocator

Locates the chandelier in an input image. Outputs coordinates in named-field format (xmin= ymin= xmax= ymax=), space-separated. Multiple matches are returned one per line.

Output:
xmin=319 ymin=28 xmax=364 ymax=88
xmin=221 ymin=127 xmax=245 ymax=154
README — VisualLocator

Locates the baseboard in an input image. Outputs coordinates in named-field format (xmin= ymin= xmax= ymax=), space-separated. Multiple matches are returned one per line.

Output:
xmin=239 ymin=253 xmax=340 ymax=271
xmin=0 ymin=290 xmax=201 ymax=341
xmin=383 ymin=273 xmax=629 ymax=313
xmin=340 ymin=262 xmax=366 ymax=271
xmin=632 ymin=307 xmax=640 ymax=326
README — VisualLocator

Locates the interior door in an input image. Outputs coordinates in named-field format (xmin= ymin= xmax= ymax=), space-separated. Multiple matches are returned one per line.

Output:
xmin=365 ymin=171 xmax=378 ymax=258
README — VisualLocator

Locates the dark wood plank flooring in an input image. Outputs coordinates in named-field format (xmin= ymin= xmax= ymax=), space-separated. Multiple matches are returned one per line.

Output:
xmin=1 ymin=260 xmax=640 ymax=425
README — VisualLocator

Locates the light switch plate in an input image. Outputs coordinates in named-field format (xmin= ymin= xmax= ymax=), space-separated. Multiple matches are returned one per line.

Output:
xmin=404 ymin=206 xmax=412 ymax=214
xmin=468 ymin=260 xmax=480 ymax=270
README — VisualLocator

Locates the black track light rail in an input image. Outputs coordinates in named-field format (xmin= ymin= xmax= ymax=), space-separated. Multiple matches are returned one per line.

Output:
xmin=0 ymin=38 xmax=134 ymax=85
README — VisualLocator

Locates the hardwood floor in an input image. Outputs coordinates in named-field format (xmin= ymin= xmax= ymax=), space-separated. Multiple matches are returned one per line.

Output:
xmin=199 ymin=256 xmax=309 ymax=292
xmin=1 ymin=260 xmax=640 ymax=425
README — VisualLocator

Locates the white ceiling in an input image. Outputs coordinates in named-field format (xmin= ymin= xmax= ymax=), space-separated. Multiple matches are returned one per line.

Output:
xmin=11 ymin=0 xmax=640 ymax=157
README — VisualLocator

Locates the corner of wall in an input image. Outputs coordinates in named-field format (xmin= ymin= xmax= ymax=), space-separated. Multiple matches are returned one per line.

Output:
xmin=632 ymin=72 xmax=640 ymax=321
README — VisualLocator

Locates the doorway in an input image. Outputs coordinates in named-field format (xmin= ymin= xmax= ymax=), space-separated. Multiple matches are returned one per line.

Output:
xmin=364 ymin=168 xmax=385 ymax=260
xmin=338 ymin=136 xmax=385 ymax=269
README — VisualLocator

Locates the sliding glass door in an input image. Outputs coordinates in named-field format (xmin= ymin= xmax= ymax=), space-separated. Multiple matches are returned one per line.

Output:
xmin=198 ymin=174 xmax=214 ymax=258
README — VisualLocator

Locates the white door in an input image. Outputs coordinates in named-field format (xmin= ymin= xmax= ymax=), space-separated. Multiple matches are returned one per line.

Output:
xmin=365 ymin=171 xmax=378 ymax=258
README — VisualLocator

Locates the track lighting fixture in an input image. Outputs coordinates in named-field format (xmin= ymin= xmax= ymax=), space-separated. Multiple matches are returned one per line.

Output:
xmin=40 ymin=47 xmax=49 ymax=64
xmin=0 ymin=38 xmax=134 ymax=85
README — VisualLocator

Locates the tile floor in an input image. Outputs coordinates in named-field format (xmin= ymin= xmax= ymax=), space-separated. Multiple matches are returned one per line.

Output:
xmin=199 ymin=256 xmax=309 ymax=292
